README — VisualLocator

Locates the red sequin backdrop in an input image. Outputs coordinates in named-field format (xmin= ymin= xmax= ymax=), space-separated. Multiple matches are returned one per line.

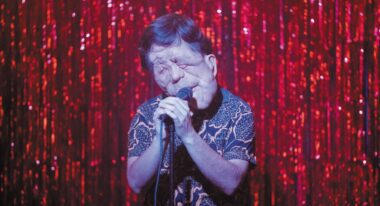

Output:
xmin=1 ymin=0 xmax=379 ymax=205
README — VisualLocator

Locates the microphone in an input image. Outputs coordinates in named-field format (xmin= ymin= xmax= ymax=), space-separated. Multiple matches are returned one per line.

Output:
xmin=159 ymin=87 xmax=193 ymax=121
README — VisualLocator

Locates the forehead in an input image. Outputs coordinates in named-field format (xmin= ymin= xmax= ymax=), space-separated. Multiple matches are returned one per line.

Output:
xmin=148 ymin=42 xmax=202 ymax=63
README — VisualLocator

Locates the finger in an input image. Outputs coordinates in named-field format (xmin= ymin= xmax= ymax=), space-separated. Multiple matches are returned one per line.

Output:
xmin=153 ymin=111 xmax=167 ymax=139
xmin=159 ymin=98 xmax=190 ymax=117
xmin=158 ymin=101 xmax=187 ymax=118
xmin=174 ymin=98 xmax=190 ymax=114
xmin=155 ymin=103 xmax=182 ymax=123
xmin=160 ymin=107 xmax=178 ymax=120
xmin=153 ymin=107 xmax=170 ymax=121
xmin=160 ymin=97 xmax=188 ymax=110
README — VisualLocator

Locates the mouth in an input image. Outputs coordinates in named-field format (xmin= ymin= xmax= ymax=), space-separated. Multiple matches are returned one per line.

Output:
xmin=191 ymin=85 xmax=198 ymax=93
xmin=189 ymin=87 xmax=198 ymax=109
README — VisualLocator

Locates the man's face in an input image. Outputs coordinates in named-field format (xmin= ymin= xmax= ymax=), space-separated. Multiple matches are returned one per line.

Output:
xmin=148 ymin=42 xmax=218 ymax=110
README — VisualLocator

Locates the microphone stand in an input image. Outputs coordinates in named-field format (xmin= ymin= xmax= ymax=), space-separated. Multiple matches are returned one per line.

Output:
xmin=167 ymin=119 xmax=175 ymax=206
xmin=162 ymin=87 xmax=192 ymax=205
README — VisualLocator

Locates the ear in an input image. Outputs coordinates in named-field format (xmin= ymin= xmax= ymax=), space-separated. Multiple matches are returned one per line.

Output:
xmin=205 ymin=54 xmax=217 ymax=77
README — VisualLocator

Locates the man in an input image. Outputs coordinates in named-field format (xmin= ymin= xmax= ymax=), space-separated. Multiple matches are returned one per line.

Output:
xmin=127 ymin=13 xmax=256 ymax=205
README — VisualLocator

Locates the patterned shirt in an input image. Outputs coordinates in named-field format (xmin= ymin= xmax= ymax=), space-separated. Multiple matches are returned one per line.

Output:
xmin=128 ymin=87 xmax=256 ymax=205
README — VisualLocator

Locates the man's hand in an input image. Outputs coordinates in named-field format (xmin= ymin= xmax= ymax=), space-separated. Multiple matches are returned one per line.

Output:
xmin=153 ymin=97 xmax=195 ymax=141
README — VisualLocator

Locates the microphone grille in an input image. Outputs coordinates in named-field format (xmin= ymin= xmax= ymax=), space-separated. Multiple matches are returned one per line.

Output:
xmin=176 ymin=87 xmax=192 ymax=101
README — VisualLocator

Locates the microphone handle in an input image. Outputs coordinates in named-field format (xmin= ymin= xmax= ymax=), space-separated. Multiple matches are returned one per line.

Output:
xmin=159 ymin=114 xmax=169 ymax=121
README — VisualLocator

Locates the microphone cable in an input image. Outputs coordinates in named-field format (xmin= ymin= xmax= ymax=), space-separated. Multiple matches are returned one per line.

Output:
xmin=154 ymin=121 xmax=164 ymax=206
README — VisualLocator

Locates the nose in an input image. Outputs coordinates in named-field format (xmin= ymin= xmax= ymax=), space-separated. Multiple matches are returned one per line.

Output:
xmin=169 ymin=65 xmax=184 ymax=83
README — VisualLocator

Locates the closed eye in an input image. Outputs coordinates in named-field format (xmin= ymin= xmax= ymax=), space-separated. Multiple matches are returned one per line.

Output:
xmin=178 ymin=64 xmax=189 ymax=70
xmin=154 ymin=64 xmax=168 ymax=74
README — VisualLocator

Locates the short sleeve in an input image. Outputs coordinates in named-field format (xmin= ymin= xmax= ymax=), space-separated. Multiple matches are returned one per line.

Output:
xmin=223 ymin=110 xmax=256 ymax=166
xmin=128 ymin=110 xmax=155 ymax=158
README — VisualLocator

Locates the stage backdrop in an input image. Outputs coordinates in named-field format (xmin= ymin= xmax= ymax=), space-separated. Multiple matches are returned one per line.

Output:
xmin=1 ymin=0 xmax=379 ymax=205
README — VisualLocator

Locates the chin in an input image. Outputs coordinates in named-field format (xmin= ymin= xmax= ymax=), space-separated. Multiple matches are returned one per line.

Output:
xmin=193 ymin=88 xmax=217 ymax=110
xmin=195 ymin=103 xmax=207 ymax=110
xmin=193 ymin=96 xmax=213 ymax=110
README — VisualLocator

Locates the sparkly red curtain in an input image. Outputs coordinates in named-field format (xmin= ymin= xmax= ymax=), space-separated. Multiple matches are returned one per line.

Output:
xmin=1 ymin=0 xmax=379 ymax=205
